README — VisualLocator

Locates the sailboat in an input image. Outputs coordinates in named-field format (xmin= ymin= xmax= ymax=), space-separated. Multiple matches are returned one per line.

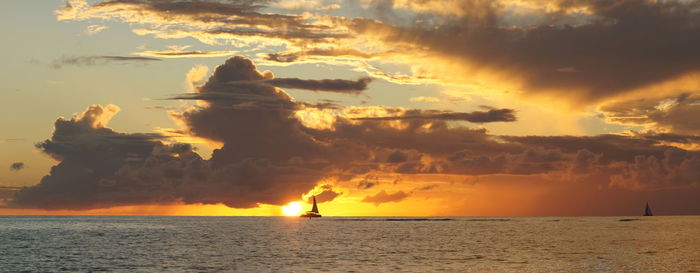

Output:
xmin=300 ymin=195 xmax=322 ymax=218
xmin=643 ymin=202 xmax=653 ymax=216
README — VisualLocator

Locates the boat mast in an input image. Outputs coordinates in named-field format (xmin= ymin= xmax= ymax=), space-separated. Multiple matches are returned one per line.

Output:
xmin=311 ymin=195 xmax=319 ymax=213
xmin=643 ymin=202 xmax=653 ymax=216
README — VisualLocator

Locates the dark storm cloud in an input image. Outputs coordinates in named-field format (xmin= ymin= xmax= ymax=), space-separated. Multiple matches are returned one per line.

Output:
xmin=264 ymin=48 xmax=381 ymax=63
xmin=640 ymin=133 xmax=700 ymax=145
xmin=88 ymin=0 xmax=277 ymax=24
xmin=59 ymin=0 xmax=700 ymax=103
xmin=10 ymin=56 xmax=360 ymax=210
xmin=309 ymin=118 xmax=516 ymax=156
xmin=362 ymin=190 xmax=409 ymax=206
xmin=223 ymin=77 xmax=372 ymax=94
xmin=352 ymin=108 xmax=516 ymax=123
xmin=9 ymin=162 xmax=24 ymax=171
xmin=386 ymin=150 xmax=408 ymax=163
xmin=568 ymin=149 xmax=601 ymax=175
xmin=169 ymin=56 xmax=375 ymax=204
xmin=600 ymin=93 xmax=700 ymax=135
xmin=307 ymin=185 xmax=341 ymax=203
xmin=60 ymin=0 xmax=346 ymax=45
xmin=358 ymin=0 xmax=700 ymax=101
xmin=179 ymin=56 xmax=372 ymax=94
xmin=51 ymin=56 xmax=160 ymax=68
xmin=11 ymin=56 xmax=700 ymax=210
xmin=501 ymin=134 xmax=671 ymax=164
xmin=205 ymin=28 xmax=351 ymax=41
xmin=443 ymin=147 xmax=569 ymax=175
xmin=385 ymin=136 xmax=699 ymax=190
xmin=166 ymin=92 xmax=301 ymax=111
xmin=109 ymin=0 xmax=318 ymax=31
xmin=261 ymin=77 xmax=373 ymax=94
xmin=166 ymin=92 xmax=341 ymax=110
xmin=501 ymin=134 xmax=700 ymax=189
xmin=8 ymin=103 xmax=327 ymax=210
xmin=313 ymin=108 xmax=700 ymax=189
xmin=387 ymin=146 xmax=572 ymax=176
xmin=9 ymin=105 xmax=191 ymax=209
xmin=175 ymin=56 xmax=366 ymax=164
xmin=609 ymin=148 xmax=700 ymax=190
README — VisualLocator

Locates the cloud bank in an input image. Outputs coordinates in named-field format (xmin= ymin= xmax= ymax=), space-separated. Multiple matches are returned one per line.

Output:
xmin=55 ymin=0 xmax=700 ymax=105
xmin=9 ymin=56 xmax=700 ymax=213
xmin=262 ymin=77 xmax=372 ymax=94
xmin=352 ymin=108 xmax=516 ymax=123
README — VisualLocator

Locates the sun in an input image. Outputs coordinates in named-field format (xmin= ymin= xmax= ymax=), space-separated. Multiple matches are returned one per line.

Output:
xmin=281 ymin=202 xmax=303 ymax=216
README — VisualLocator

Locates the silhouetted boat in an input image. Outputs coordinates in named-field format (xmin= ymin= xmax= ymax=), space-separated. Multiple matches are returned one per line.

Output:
xmin=300 ymin=195 xmax=322 ymax=218
xmin=643 ymin=203 xmax=653 ymax=216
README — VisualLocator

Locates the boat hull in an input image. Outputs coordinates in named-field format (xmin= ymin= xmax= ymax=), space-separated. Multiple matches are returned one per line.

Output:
xmin=300 ymin=212 xmax=322 ymax=218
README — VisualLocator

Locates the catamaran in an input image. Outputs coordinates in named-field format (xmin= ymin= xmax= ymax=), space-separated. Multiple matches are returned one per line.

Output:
xmin=300 ymin=195 xmax=322 ymax=217
xmin=643 ymin=202 xmax=653 ymax=216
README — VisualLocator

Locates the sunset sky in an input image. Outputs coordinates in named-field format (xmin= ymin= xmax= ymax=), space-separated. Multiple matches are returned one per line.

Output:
xmin=1 ymin=0 xmax=699 ymax=216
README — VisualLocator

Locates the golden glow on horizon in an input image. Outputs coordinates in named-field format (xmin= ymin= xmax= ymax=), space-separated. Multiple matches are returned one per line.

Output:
xmin=281 ymin=202 xmax=303 ymax=216
xmin=0 ymin=172 xmax=635 ymax=216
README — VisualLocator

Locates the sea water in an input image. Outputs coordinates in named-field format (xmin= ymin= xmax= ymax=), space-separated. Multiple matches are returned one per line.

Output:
xmin=0 ymin=216 xmax=698 ymax=272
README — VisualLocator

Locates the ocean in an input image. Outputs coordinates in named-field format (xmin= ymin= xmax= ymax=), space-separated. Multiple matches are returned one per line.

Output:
xmin=1 ymin=216 xmax=698 ymax=272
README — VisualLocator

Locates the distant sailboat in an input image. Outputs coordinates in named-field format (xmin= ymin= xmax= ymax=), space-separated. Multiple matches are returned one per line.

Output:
xmin=643 ymin=203 xmax=653 ymax=216
xmin=300 ymin=195 xmax=322 ymax=218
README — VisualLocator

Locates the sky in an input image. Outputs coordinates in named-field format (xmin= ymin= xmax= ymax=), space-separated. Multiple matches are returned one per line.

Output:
xmin=1 ymin=0 xmax=699 ymax=216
